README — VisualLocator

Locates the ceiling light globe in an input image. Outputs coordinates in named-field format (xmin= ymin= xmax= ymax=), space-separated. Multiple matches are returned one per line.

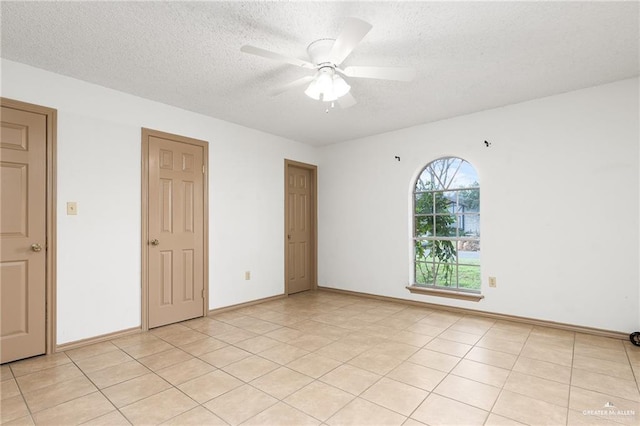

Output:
xmin=316 ymin=72 xmax=333 ymax=92
xmin=333 ymin=75 xmax=351 ymax=98
xmin=322 ymin=91 xmax=338 ymax=102
xmin=304 ymin=79 xmax=321 ymax=100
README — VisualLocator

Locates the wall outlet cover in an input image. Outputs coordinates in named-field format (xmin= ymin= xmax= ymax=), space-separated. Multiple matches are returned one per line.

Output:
xmin=67 ymin=202 xmax=78 ymax=215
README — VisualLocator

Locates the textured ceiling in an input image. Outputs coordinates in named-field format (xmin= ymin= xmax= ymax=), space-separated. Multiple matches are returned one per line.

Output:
xmin=1 ymin=1 xmax=638 ymax=146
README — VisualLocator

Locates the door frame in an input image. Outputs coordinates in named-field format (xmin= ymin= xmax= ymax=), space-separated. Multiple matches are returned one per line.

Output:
xmin=140 ymin=128 xmax=209 ymax=331
xmin=1 ymin=97 xmax=57 ymax=355
xmin=284 ymin=159 xmax=318 ymax=295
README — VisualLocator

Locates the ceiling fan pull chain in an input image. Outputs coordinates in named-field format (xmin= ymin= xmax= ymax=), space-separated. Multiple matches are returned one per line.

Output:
xmin=325 ymin=101 xmax=336 ymax=114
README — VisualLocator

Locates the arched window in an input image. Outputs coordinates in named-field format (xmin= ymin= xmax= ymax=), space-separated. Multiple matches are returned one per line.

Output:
xmin=413 ymin=157 xmax=480 ymax=293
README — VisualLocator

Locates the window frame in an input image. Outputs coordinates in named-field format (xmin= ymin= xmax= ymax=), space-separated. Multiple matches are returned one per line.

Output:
xmin=408 ymin=157 xmax=483 ymax=301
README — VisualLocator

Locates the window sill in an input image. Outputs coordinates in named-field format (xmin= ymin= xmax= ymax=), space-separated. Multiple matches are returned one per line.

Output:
xmin=406 ymin=285 xmax=484 ymax=302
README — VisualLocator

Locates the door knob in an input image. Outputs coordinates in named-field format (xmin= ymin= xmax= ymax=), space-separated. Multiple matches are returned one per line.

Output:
xmin=150 ymin=239 xmax=160 ymax=246
xmin=31 ymin=243 xmax=42 ymax=252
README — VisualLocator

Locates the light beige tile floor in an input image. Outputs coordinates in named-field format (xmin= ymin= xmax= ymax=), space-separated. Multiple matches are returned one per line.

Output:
xmin=2 ymin=291 xmax=640 ymax=425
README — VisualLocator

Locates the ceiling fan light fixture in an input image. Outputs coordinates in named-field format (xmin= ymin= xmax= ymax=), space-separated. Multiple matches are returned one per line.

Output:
xmin=304 ymin=78 xmax=321 ymax=100
xmin=316 ymin=71 xmax=334 ymax=97
xmin=332 ymin=74 xmax=351 ymax=98
xmin=322 ymin=91 xmax=338 ymax=102
xmin=304 ymin=68 xmax=351 ymax=102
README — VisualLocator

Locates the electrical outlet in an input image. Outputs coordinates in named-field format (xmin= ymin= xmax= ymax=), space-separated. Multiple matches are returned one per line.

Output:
xmin=488 ymin=277 xmax=497 ymax=288
xmin=245 ymin=271 xmax=251 ymax=280
xmin=67 ymin=202 xmax=78 ymax=215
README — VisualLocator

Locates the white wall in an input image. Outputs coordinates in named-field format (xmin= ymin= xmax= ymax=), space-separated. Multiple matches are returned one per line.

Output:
xmin=2 ymin=58 xmax=637 ymax=343
xmin=1 ymin=59 xmax=318 ymax=344
xmin=318 ymin=78 xmax=639 ymax=333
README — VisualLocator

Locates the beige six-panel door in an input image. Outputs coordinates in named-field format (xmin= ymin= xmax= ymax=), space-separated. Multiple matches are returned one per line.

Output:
xmin=144 ymin=130 xmax=207 ymax=328
xmin=1 ymin=105 xmax=47 ymax=363
xmin=285 ymin=160 xmax=317 ymax=294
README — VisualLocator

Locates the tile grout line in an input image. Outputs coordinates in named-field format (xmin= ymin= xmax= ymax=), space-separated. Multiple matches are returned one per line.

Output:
xmin=428 ymin=313 xmax=508 ymax=424
xmin=5 ymin=293 xmax=636 ymax=426
xmin=566 ymin=331 xmax=578 ymax=426
xmin=71 ymin=344 xmax=150 ymax=425
xmin=403 ymin=313 xmax=482 ymax=424
xmin=7 ymin=369 xmax=36 ymax=424
xmin=485 ymin=324 xmax=534 ymax=425
xmin=623 ymin=340 xmax=640 ymax=393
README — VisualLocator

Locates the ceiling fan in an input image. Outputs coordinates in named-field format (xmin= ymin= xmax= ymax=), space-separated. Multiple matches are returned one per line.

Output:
xmin=240 ymin=18 xmax=416 ymax=108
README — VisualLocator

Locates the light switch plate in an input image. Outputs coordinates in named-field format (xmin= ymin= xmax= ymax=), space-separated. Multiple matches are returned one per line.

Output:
xmin=67 ymin=202 xmax=77 ymax=215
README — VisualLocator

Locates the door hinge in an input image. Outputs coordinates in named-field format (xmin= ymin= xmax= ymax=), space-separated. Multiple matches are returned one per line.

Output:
xmin=202 ymin=289 xmax=205 ymax=298
xmin=202 ymin=165 xmax=205 ymax=174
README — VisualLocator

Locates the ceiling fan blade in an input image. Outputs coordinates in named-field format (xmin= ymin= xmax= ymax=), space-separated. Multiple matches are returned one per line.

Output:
xmin=342 ymin=66 xmax=416 ymax=82
xmin=241 ymin=45 xmax=315 ymax=69
xmin=328 ymin=18 xmax=373 ymax=66
xmin=337 ymin=92 xmax=357 ymax=109
xmin=269 ymin=75 xmax=315 ymax=96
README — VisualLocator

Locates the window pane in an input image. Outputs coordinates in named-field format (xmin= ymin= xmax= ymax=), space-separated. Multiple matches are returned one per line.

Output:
xmin=415 ymin=193 xmax=434 ymax=214
xmin=414 ymin=240 xmax=430 ymax=261
xmin=458 ymin=214 xmax=480 ymax=237
xmin=416 ymin=241 xmax=442 ymax=263
xmin=449 ymin=161 xmax=478 ymax=190
xmin=458 ymin=188 xmax=479 ymax=212
xmin=415 ymin=170 xmax=437 ymax=192
xmin=415 ymin=261 xmax=434 ymax=285
xmin=422 ymin=158 xmax=479 ymax=190
xmin=433 ymin=192 xmax=452 ymax=214
xmin=433 ymin=214 xmax=457 ymax=237
xmin=458 ymin=265 xmax=481 ymax=290
xmin=434 ymin=263 xmax=457 ymax=288
xmin=458 ymin=248 xmax=480 ymax=266
xmin=426 ymin=158 xmax=459 ymax=190
xmin=451 ymin=193 xmax=464 ymax=214
xmin=415 ymin=216 xmax=435 ymax=238
xmin=424 ymin=240 xmax=456 ymax=264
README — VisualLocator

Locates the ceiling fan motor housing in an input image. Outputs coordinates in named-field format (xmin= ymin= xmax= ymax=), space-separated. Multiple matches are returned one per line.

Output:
xmin=307 ymin=39 xmax=337 ymax=67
